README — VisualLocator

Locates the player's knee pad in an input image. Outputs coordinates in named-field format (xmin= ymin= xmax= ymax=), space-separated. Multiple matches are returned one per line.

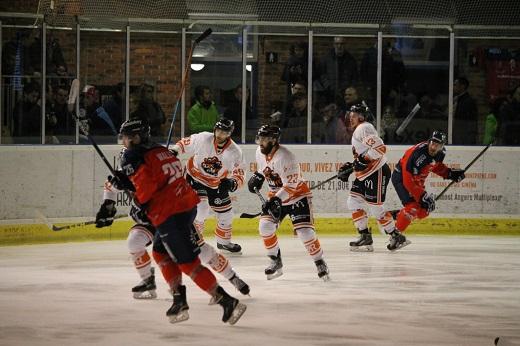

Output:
xmin=127 ymin=226 xmax=153 ymax=254
xmin=296 ymin=227 xmax=322 ymax=257
xmin=259 ymin=218 xmax=277 ymax=237
xmin=216 ymin=209 xmax=233 ymax=228
xmin=199 ymin=242 xmax=217 ymax=264
xmin=295 ymin=227 xmax=315 ymax=242
xmin=347 ymin=194 xmax=366 ymax=211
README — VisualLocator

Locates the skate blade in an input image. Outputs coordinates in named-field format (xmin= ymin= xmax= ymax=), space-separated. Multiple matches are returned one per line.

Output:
xmin=350 ymin=245 xmax=374 ymax=252
xmin=227 ymin=302 xmax=247 ymax=325
xmin=218 ymin=249 xmax=242 ymax=256
xmin=388 ymin=240 xmax=411 ymax=252
xmin=266 ymin=269 xmax=283 ymax=280
xmin=168 ymin=310 xmax=189 ymax=324
xmin=133 ymin=290 xmax=157 ymax=299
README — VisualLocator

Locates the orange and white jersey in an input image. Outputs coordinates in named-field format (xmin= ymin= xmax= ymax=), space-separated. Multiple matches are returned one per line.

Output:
xmin=256 ymin=145 xmax=311 ymax=205
xmin=351 ymin=122 xmax=387 ymax=181
xmin=176 ymin=132 xmax=245 ymax=189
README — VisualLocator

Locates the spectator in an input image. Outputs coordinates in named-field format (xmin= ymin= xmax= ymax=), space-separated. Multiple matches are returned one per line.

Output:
xmin=483 ymin=97 xmax=506 ymax=145
xmin=314 ymin=102 xmax=347 ymax=144
xmin=380 ymin=105 xmax=399 ymax=143
xmin=290 ymin=80 xmax=307 ymax=96
xmin=12 ymin=81 xmax=41 ymax=143
xmin=187 ymin=85 xmax=219 ymax=134
xmin=282 ymin=92 xmax=314 ymax=143
xmin=361 ymin=39 xmax=406 ymax=107
xmin=453 ymin=77 xmax=478 ymax=145
xmin=134 ymin=83 xmax=165 ymax=137
xmin=499 ymin=85 xmax=520 ymax=146
xmin=103 ymin=82 xmax=124 ymax=131
xmin=49 ymin=84 xmax=74 ymax=140
xmin=223 ymin=84 xmax=253 ymax=142
xmin=317 ymin=36 xmax=358 ymax=103
xmin=281 ymin=42 xmax=308 ymax=88
xmin=82 ymin=85 xmax=118 ymax=137
xmin=28 ymin=33 xmax=67 ymax=76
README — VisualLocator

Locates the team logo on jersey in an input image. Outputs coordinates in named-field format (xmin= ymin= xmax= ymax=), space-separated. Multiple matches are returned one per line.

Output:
xmin=201 ymin=156 xmax=223 ymax=176
xmin=263 ymin=167 xmax=283 ymax=187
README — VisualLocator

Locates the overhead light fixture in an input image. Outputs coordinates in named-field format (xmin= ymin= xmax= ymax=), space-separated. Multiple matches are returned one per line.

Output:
xmin=246 ymin=64 xmax=252 ymax=72
xmin=190 ymin=63 xmax=205 ymax=71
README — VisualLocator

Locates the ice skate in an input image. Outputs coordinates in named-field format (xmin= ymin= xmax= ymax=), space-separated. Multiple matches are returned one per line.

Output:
xmin=386 ymin=229 xmax=411 ymax=251
xmin=131 ymin=267 xmax=157 ymax=299
xmin=214 ymin=286 xmax=247 ymax=325
xmin=166 ymin=285 xmax=189 ymax=324
xmin=229 ymin=274 xmax=250 ymax=295
xmin=217 ymin=242 xmax=242 ymax=255
xmin=265 ymin=250 xmax=283 ymax=280
xmin=314 ymin=259 xmax=330 ymax=282
xmin=349 ymin=229 xmax=374 ymax=252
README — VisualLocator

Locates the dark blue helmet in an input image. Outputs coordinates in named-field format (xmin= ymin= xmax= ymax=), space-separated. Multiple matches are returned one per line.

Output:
xmin=119 ymin=118 xmax=150 ymax=142
xmin=430 ymin=130 xmax=447 ymax=145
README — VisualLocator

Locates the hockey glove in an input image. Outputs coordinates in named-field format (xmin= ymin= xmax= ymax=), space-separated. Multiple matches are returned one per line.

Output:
xmin=262 ymin=196 xmax=282 ymax=220
xmin=353 ymin=155 xmax=368 ymax=172
xmin=129 ymin=199 xmax=150 ymax=225
xmin=420 ymin=192 xmax=436 ymax=213
xmin=219 ymin=178 xmax=238 ymax=193
xmin=447 ymin=169 xmax=465 ymax=183
xmin=248 ymin=172 xmax=265 ymax=193
xmin=338 ymin=162 xmax=354 ymax=182
xmin=109 ymin=171 xmax=135 ymax=192
xmin=95 ymin=199 xmax=116 ymax=228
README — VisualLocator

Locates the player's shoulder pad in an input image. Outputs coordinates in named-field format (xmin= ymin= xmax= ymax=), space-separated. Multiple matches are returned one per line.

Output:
xmin=120 ymin=147 xmax=146 ymax=176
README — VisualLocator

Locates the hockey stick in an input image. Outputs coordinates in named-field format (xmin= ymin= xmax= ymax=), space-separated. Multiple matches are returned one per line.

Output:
xmin=435 ymin=142 xmax=492 ymax=200
xmin=165 ymin=28 xmax=212 ymax=148
xmin=395 ymin=103 xmax=421 ymax=136
xmin=51 ymin=214 xmax=128 ymax=231
xmin=239 ymin=174 xmax=342 ymax=219
xmin=68 ymin=79 xmax=118 ymax=176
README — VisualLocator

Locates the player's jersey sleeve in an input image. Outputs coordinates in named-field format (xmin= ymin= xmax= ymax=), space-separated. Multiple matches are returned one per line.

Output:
xmin=431 ymin=149 xmax=450 ymax=178
xmin=175 ymin=132 xmax=205 ymax=155
xmin=130 ymin=155 xmax=161 ymax=205
xmin=229 ymin=147 xmax=246 ymax=188
xmin=353 ymin=123 xmax=387 ymax=160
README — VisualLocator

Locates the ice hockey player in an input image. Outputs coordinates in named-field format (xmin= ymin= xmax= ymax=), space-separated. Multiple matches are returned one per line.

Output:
xmin=248 ymin=124 xmax=330 ymax=281
xmin=106 ymin=118 xmax=246 ymax=325
xmin=391 ymin=130 xmax=465 ymax=236
xmin=95 ymin=178 xmax=250 ymax=299
xmin=170 ymin=118 xmax=245 ymax=254
xmin=337 ymin=104 xmax=409 ymax=251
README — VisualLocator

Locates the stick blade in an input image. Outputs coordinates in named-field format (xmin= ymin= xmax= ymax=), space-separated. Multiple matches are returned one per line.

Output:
xmin=67 ymin=78 xmax=80 ymax=113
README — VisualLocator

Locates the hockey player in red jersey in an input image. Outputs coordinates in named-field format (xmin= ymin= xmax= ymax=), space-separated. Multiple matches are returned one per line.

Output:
xmin=95 ymin=178 xmax=250 ymax=299
xmin=391 ymin=130 xmax=465 ymax=236
xmin=337 ymin=104 xmax=409 ymax=251
xmin=171 ymin=118 xmax=245 ymax=254
xmin=108 ymin=118 xmax=246 ymax=325
xmin=248 ymin=125 xmax=330 ymax=281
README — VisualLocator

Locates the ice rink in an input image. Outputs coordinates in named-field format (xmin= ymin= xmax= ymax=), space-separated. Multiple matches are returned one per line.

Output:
xmin=1 ymin=235 xmax=519 ymax=346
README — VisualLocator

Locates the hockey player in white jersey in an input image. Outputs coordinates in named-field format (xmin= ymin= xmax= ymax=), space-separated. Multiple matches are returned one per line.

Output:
xmin=337 ymin=104 xmax=410 ymax=251
xmin=95 ymin=165 xmax=250 ymax=299
xmin=248 ymin=125 xmax=330 ymax=281
xmin=171 ymin=118 xmax=245 ymax=254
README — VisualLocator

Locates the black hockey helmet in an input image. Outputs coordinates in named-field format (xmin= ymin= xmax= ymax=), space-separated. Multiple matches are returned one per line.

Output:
xmin=214 ymin=117 xmax=235 ymax=134
xmin=256 ymin=124 xmax=281 ymax=141
xmin=348 ymin=103 xmax=371 ymax=122
xmin=430 ymin=130 xmax=447 ymax=145
xmin=119 ymin=118 xmax=150 ymax=142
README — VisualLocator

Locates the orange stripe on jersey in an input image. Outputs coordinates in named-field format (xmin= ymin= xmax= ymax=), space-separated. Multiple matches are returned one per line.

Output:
xmin=355 ymin=157 xmax=382 ymax=180
xmin=294 ymin=222 xmax=315 ymax=230
xmin=262 ymin=234 xmax=278 ymax=249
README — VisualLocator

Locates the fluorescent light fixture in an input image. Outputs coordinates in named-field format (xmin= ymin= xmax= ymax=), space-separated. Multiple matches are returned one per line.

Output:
xmin=190 ymin=63 xmax=205 ymax=71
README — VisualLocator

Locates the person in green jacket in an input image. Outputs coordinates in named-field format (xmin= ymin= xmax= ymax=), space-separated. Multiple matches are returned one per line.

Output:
xmin=188 ymin=85 xmax=219 ymax=134
xmin=483 ymin=97 xmax=506 ymax=145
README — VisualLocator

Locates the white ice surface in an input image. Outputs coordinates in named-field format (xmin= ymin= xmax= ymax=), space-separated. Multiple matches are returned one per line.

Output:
xmin=1 ymin=236 xmax=519 ymax=346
